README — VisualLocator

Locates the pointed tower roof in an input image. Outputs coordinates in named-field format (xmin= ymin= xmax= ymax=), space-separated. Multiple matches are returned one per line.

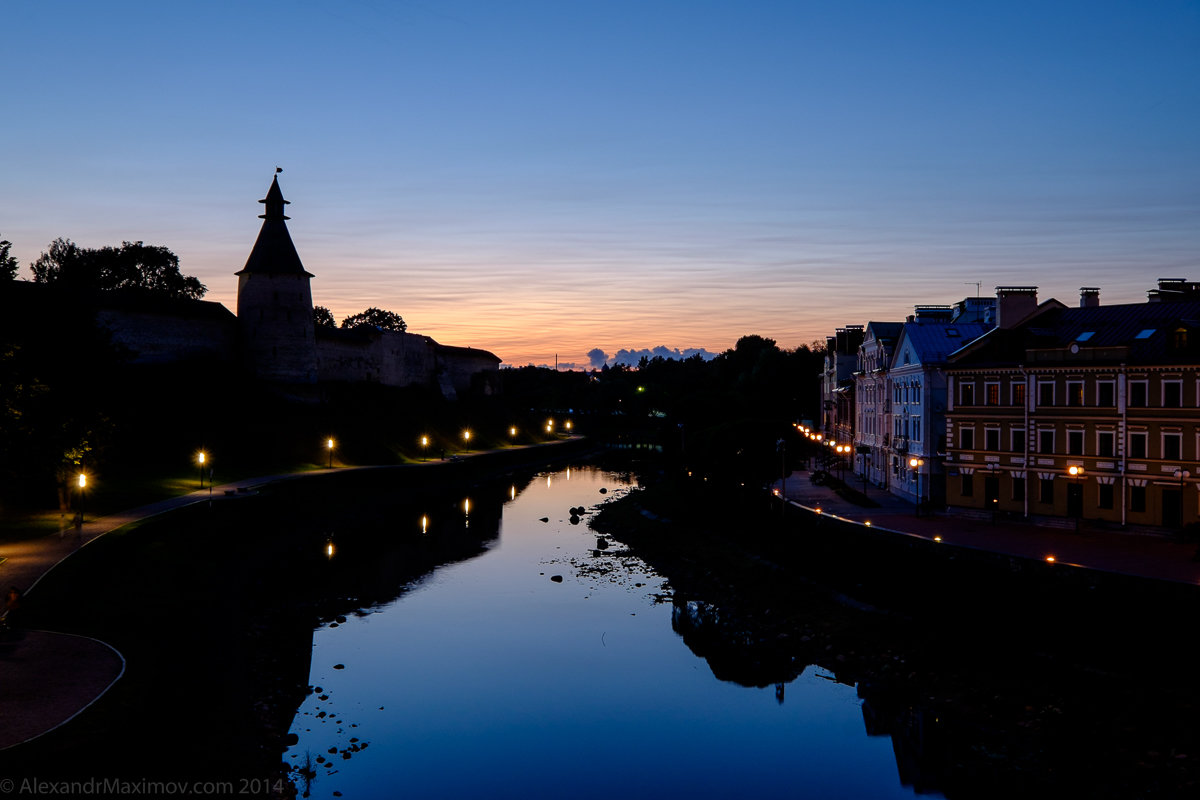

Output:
xmin=237 ymin=173 xmax=313 ymax=277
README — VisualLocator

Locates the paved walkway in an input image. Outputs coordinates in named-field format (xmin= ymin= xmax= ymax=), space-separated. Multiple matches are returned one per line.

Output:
xmin=0 ymin=470 xmax=338 ymax=751
xmin=775 ymin=467 xmax=1200 ymax=585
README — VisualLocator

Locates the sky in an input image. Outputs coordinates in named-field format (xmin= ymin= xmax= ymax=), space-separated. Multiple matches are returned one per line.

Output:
xmin=4 ymin=1 xmax=1198 ymax=368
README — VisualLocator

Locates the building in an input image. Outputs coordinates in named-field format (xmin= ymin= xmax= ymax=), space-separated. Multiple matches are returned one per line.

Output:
xmin=820 ymin=325 xmax=865 ymax=444
xmin=886 ymin=310 xmax=991 ymax=506
xmin=853 ymin=321 xmax=902 ymax=488
xmin=93 ymin=174 xmax=501 ymax=399
xmin=942 ymin=282 xmax=1200 ymax=530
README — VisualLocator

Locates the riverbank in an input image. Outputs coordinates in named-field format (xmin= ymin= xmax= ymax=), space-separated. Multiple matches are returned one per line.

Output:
xmin=0 ymin=438 xmax=595 ymax=762
xmin=589 ymin=474 xmax=1200 ymax=798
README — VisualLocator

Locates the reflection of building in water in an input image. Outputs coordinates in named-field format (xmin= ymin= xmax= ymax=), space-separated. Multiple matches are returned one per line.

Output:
xmin=860 ymin=697 xmax=948 ymax=796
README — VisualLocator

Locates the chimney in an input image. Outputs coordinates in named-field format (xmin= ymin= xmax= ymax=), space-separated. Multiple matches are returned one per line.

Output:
xmin=995 ymin=286 xmax=1039 ymax=329
xmin=1080 ymin=287 xmax=1100 ymax=308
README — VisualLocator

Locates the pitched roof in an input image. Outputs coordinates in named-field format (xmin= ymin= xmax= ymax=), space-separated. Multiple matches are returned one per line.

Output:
xmin=237 ymin=175 xmax=313 ymax=277
xmin=895 ymin=320 xmax=991 ymax=366
xmin=948 ymin=299 xmax=1200 ymax=367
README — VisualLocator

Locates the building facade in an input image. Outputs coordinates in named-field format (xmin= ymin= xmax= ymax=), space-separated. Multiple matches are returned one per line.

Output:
xmin=943 ymin=283 xmax=1200 ymax=530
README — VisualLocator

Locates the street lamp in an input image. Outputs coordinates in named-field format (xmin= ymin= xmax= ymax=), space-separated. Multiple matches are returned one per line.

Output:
xmin=1174 ymin=469 xmax=1191 ymax=530
xmin=420 ymin=435 xmax=429 ymax=461
xmin=197 ymin=450 xmax=206 ymax=489
xmin=327 ymin=437 xmax=335 ymax=468
xmin=1068 ymin=465 xmax=1085 ymax=533
xmin=908 ymin=457 xmax=924 ymax=517
xmin=76 ymin=471 xmax=87 ymax=529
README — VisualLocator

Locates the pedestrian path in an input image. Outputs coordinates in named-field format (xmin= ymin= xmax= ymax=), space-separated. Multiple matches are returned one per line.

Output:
xmin=775 ymin=467 xmax=1200 ymax=585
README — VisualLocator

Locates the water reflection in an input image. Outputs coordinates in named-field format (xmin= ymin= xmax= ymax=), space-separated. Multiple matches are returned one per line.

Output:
xmin=283 ymin=467 xmax=917 ymax=800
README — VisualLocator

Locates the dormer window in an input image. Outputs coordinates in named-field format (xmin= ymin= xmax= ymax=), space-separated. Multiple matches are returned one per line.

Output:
xmin=1135 ymin=329 xmax=1155 ymax=339
xmin=1174 ymin=328 xmax=1188 ymax=349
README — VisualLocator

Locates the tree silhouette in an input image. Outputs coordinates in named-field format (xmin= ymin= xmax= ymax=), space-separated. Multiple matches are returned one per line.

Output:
xmin=340 ymin=307 xmax=406 ymax=333
xmin=313 ymin=305 xmax=336 ymax=329
xmin=0 ymin=236 xmax=17 ymax=280
xmin=30 ymin=238 xmax=205 ymax=300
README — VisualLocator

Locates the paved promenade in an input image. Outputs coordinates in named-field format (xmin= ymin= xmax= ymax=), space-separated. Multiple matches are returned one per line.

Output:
xmin=775 ymin=467 xmax=1200 ymax=585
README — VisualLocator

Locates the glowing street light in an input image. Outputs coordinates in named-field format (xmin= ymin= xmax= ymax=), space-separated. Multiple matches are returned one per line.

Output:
xmin=420 ymin=435 xmax=429 ymax=461
xmin=908 ymin=457 xmax=925 ymax=517
xmin=76 ymin=471 xmax=87 ymax=529
xmin=462 ymin=429 xmax=472 ymax=452
xmin=197 ymin=450 xmax=207 ymax=489
xmin=565 ymin=420 xmax=573 ymax=432
xmin=327 ymin=437 xmax=335 ymax=469
xmin=1068 ymin=465 xmax=1085 ymax=533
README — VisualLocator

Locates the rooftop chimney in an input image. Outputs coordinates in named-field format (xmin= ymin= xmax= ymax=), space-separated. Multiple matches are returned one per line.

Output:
xmin=1080 ymin=287 xmax=1100 ymax=308
xmin=995 ymin=286 xmax=1038 ymax=329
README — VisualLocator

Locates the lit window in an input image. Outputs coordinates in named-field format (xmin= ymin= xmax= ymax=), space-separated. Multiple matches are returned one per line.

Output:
xmin=1076 ymin=331 xmax=1095 ymax=342
xmin=1135 ymin=329 xmax=1155 ymax=339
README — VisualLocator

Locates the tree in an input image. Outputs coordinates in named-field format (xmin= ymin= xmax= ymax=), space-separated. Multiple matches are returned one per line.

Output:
xmin=340 ymin=307 xmax=406 ymax=333
xmin=0 ymin=237 xmax=17 ymax=280
xmin=313 ymin=305 xmax=336 ymax=329
xmin=30 ymin=238 xmax=206 ymax=300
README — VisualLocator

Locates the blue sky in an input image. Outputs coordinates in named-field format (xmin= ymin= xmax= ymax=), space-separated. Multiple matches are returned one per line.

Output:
xmin=4 ymin=1 xmax=1198 ymax=367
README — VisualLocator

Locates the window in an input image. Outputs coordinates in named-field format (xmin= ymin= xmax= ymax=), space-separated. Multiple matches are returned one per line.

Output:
xmin=986 ymin=382 xmax=1000 ymax=405
xmin=912 ymin=418 xmax=921 ymax=441
xmin=1129 ymin=380 xmax=1148 ymax=408
xmin=1135 ymin=329 xmax=1155 ymax=340
xmin=1076 ymin=331 xmax=1095 ymax=342
xmin=1012 ymin=429 xmax=1026 ymax=453
xmin=1039 ymin=429 xmax=1054 ymax=454
xmin=960 ymin=426 xmax=975 ymax=450
xmin=1039 ymin=479 xmax=1055 ymax=504
xmin=1163 ymin=432 xmax=1183 ymax=461
xmin=913 ymin=383 xmax=921 ymax=403
xmin=1012 ymin=477 xmax=1026 ymax=502
xmin=1129 ymin=431 xmax=1147 ymax=459
xmin=960 ymin=382 xmax=975 ymax=406
xmin=1067 ymin=381 xmax=1084 ymax=406
xmin=1174 ymin=328 xmax=1188 ymax=349
xmin=1097 ymin=381 xmax=1115 ymax=407
xmin=1097 ymin=431 xmax=1115 ymax=458
xmin=985 ymin=428 xmax=1001 ymax=451
xmin=961 ymin=474 xmax=974 ymax=497
xmin=1038 ymin=381 xmax=1055 ymax=407
xmin=1011 ymin=382 xmax=1026 ymax=407
xmin=1164 ymin=381 xmax=1182 ymax=408
xmin=1131 ymin=486 xmax=1147 ymax=513
xmin=1067 ymin=430 xmax=1084 ymax=456
xmin=1098 ymin=483 xmax=1114 ymax=510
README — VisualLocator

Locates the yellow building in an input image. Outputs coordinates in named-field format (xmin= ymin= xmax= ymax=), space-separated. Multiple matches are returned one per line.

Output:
xmin=942 ymin=283 xmax=1200 ymax=531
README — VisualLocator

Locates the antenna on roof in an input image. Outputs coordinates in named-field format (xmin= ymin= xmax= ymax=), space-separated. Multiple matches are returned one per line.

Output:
xmin=275 ymin=166 xmax=283 ymax=174
xmin=964 ymin=281 xmax=981 ymax=297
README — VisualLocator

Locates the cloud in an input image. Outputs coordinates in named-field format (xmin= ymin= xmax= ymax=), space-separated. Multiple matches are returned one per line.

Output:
xmin=587 ymin=348 xmax=608 ymax=368
xmin=607 ymin=346 xmax=719 ymax=367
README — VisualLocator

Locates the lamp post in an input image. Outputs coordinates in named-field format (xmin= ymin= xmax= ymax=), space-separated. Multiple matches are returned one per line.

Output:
xmin=420 ymin=435 xmax=429 ymax=461
xmin=908 ymin=457 xmax=924 ymax=517
xmin=327 ymin=438 xmax=335 ymax=468
xmin=76 ymin=471 xmax=87 ymax=529
xmin=197 ymin=450 xmax=206 ymax=489
xmin=1174 ymin=468 xmax=1191 ymax=530
xmin=1068 ymin=465 xmax=1085 ymax=533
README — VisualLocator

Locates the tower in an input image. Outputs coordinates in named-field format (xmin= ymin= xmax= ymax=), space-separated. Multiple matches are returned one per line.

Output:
xmin=235 ymin=173 xmax=318 ymax=383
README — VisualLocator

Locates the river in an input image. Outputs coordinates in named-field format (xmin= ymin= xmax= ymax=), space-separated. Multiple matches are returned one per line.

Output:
xmin=285 ymin=465 xmax=921 ymax=799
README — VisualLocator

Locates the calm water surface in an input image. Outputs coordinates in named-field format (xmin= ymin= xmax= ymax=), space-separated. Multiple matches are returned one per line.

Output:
xmin=287 ymin=467 xmax=921 ymax=799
